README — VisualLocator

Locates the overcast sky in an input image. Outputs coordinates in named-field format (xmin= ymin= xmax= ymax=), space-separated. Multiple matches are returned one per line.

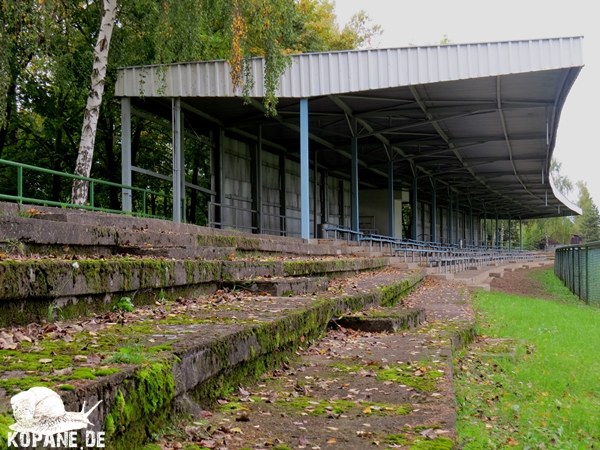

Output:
xmin=334 ymin=0 xmax=598 ymax=208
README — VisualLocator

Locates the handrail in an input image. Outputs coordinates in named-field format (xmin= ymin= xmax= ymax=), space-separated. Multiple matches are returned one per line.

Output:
xmin=0 ymin=158 xmax=168 ymax=218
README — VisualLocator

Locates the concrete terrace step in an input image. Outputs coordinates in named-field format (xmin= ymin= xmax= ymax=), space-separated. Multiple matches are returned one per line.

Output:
xmin=0 ymin=215 xmax=356 ymax=258
xmin=0 ymin=257 xmax=392 ymax=327
xmin=222 ymin=276 xmax=328 ymax=297
xmin=334 ymin=307 xmax=425 ymax=332
xmin=121 ymin=245 xmax=237 ymax=260
xmin=0 ymin=268 xmax=426 ymax=449
xmin=0 ymin=201 xmax=308 ymax=245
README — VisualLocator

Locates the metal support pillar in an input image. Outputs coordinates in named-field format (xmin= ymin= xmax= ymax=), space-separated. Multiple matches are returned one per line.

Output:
xmin=322 ymin=171 xmax=328 ymax=225
xmin=508 ymin=217 xmax=512 ymax=250
xmin=339 ymin=179 xmax=345 ymax=227
xmin=470 ymin=205 xmax=474 ymax=247
xmin=300 ymin=98 xmax=310 ymax=241
xmin=388 ymin=160 xmax=395 ymax=238
xmin=519 ymin=219 xmax=523 ymax=251
xmin=180 ymin=110 xmax=186 ymax=223
xmin=279 ymin=154 xmax=287 ymax=235
xmin=252 ymin=127 xmax=263 ymax=234
xmin=211 ymin=129 xmax=225 ymax=228
xmin=351 ymin=134 xmax=359 ymax=233
xmin=412 ymin=177 xmax=418 ymax=241
xmin=495 ymin=212 xmax=499 ymax=248
xmin=484 ymin=211 xmax=487 ymax=249
xmin=172 ymin=98 xmax=182 ymax=223
xmin=432 ymin=188 xmax=437 ymax=243
xmin=314 ymin=151 xmax=318 ymax=238
xmin=448 ymin=195 xmax=453 ymax=246
xmin=456 ymin=195 xmax=460 ymax=246
xmin=121 ymin=97 xmax=132 ymax=212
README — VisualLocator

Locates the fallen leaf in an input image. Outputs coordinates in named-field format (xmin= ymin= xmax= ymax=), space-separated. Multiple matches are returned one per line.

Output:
xmin=53 ymin=367 xmax=73 ymax=376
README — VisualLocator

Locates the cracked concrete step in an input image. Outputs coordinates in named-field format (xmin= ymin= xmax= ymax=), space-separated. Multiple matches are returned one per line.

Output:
xmin=222 ymin=276 xmax=329 ymax=296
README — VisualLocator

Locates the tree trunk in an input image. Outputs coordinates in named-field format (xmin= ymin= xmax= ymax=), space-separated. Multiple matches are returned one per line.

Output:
xmin=71 ymin=0 xmax=117 ymax=205
xmin=0 ymin=82 xmax=16 ymax=159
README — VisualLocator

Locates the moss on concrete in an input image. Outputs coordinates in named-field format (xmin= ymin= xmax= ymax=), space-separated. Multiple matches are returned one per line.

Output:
xmin=104 ymin=360 xmax=175 ymax=449
xmin=330 ymin=362 xmax=444 ymax=392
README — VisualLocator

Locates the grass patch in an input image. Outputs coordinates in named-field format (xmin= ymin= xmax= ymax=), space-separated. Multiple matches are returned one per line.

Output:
xmin=455 ymin=270 xmax=600 ymax=449
xmin=277 ymin=397 xmax=409 ymax=417
xmin=528 ymin=268 xmax=583 ymax=303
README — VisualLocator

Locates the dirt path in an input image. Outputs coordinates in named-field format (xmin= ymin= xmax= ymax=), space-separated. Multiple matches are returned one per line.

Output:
xmin=152 ymin=277 xmax=474 ymax=450
xmin=490 ymin=265 xmax=553 ymax=299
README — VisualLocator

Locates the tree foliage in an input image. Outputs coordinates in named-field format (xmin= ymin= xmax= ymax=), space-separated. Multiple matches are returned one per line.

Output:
xmin=290 ymin=0 xmax=381 ymax=53
xmin=574 ymin=181 xmax=600 ymax=242
xmin=0 ymin=0 xmax=373 ymax=216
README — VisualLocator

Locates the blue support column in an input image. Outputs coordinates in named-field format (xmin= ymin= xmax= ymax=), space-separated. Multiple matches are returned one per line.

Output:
xmin=121 ymin=97 xmax=132 ymax=212
xmin=388 ymin=160 xmax=394 ymax=238
xmin=431 ymin=188 xmax=437 ymax=243
xmin=412 ymin=177 xmax=418 ymax=240
xmin=300 ymin=99 xmax=310 ymax=241
xmin=351 ymin=136 xmax=359 ymax=233
xmin=172 ymin=98 xmax=181 ymax=223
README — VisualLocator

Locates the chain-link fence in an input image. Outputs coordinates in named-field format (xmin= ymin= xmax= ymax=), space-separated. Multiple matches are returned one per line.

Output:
xmin=555 ymin=242 xmax=600 ymax=305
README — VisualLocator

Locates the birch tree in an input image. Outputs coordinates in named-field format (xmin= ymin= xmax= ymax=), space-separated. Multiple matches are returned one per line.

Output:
xmin=71 ymin=0 xmax=117 ymax=205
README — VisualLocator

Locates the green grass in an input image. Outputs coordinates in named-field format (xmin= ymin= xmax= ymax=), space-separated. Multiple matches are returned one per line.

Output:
xmin=455 ymin=269 xmax=600 ymax=449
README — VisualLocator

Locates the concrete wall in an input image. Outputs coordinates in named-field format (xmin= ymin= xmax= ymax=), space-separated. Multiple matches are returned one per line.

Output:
xmin=358 ymin=189 xmax=405 ymax=236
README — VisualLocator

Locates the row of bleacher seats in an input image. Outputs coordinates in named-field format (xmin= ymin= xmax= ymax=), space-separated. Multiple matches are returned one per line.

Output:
xmin=321 ymin=226 xmax=545 ymax=273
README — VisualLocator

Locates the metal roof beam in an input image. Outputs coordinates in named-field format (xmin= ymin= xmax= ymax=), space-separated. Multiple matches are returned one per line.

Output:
xmin=246 ymin=98 xmax=389 ymax=180
xmin=328 ymin=93 xmax=460 ymax=194
xmin=408 ymin=85 xmax=537 ymax=215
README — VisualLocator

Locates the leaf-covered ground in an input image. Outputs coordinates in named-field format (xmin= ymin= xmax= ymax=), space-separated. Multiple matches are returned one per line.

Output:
xmin=145 ymin=278 xmax=473 ymax=450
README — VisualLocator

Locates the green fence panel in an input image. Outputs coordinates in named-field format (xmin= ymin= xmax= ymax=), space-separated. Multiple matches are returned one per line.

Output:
xmin=555 ymin=242 xmax=600 ymax=306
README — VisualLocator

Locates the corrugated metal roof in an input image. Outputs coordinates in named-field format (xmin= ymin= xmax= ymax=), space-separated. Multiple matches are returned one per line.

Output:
xmin=116 ymin=37 xmax=584 ymax=219
xmin=115 ymin=37 xmax=584 ymax=98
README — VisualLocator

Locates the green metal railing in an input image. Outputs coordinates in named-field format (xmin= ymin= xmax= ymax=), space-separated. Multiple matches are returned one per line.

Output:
xmin=555 ymin=241 xmax=600 ymax=305
xmin=0 ymin=158 xmax=169 ymax=219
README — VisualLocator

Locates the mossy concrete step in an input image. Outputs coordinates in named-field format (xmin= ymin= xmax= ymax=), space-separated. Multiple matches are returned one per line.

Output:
xmin=0 ymin=214 xmax=355 ymax=258
xmin=120 ymin=246 xmax=236 ymax=260
xmin=0 ymin=201 xmax=308 ymax=245
xmin=222 ymin=277 xmax=328 ymax=296
xmin=0 ymin=269 xmax=425 ymax=449
xmin=333 ymin=307 xmax=425 ymax=332
xmin=0 ymin=257 xmax=391 ymax=327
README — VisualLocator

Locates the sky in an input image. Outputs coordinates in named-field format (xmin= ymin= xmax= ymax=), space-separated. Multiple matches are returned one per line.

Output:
xmin=334 ymin=0 xmax=598 ymax=208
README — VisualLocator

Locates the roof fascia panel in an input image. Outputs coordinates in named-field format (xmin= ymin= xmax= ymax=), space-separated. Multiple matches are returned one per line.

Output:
xmin=115 ymin=37 xmax=584 ymax=98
